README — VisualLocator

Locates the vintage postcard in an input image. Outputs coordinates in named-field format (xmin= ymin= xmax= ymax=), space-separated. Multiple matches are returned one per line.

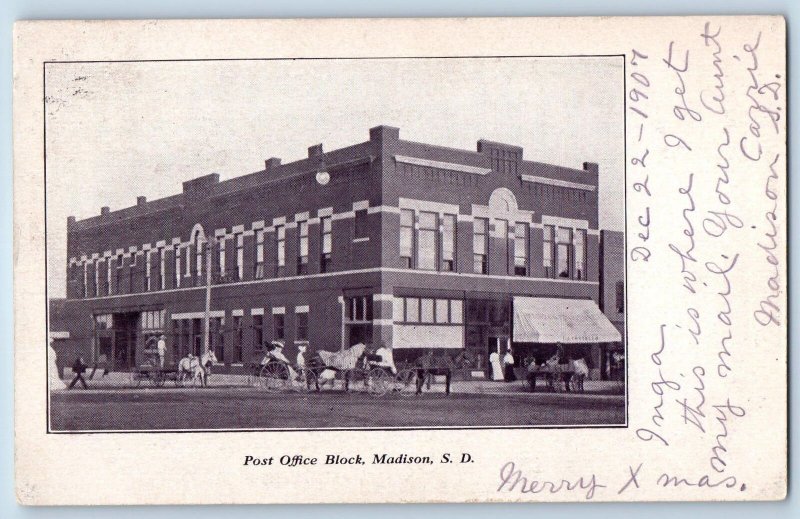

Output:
xmin=13 ymin=16 xmax=786 ymax=504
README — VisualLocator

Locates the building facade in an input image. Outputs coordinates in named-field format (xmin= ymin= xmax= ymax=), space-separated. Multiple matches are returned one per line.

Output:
xmin=53 ymin=125 xmax=622 ymax=379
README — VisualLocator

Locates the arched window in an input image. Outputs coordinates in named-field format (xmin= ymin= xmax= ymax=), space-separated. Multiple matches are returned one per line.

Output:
xmin=190 ymin=224 xmax=206 ymax=278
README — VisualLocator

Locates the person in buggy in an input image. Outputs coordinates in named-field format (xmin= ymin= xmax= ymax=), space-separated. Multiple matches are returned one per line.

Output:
xmin=261 ymin=341 xmax=298 ymax=381
xmin=366 ymin=342 xmax=397 ymax=375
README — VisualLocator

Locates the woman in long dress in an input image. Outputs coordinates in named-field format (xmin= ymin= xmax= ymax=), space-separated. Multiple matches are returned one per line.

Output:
xmin=489 ymin=348 xmax=503 ymax=381
xmin=503 ymin=348 xmax=516 ymax=382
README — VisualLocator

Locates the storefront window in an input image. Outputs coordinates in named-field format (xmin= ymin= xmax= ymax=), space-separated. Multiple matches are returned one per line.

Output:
xmin=420 ymin=298 xmax=435 ymax=323
xmin=273 ymin=313 xmax=285 ymax=340
xmin=450 ymin=300 xmax=463 ymax=324
xmin=406 ymin=297 xmax=419 ymax=322
xmin=296 ymin=311 xmax=309 ymax=341
xmin=435 ymin=299 xmax=449 ymax=323
xmin=393 ymin=297 xmax=405 ymax=322
xmin=253 ymin=314 xmax=263 ymax=349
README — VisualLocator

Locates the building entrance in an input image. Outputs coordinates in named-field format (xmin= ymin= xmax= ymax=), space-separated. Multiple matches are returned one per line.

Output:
xmin=111 ymin=312 xmax=139 ymax=371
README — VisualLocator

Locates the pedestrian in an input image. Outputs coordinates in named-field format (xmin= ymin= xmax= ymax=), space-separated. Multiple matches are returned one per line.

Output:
xmin=489 ymin=348 xmax=503 ymax=381
xmin=156 ymin=334 xmax=167 ymax=368
xmin=68 ymin=357 xmax=89 ymax=390
xmin=503 ymin=348 xmax=516 ymax=382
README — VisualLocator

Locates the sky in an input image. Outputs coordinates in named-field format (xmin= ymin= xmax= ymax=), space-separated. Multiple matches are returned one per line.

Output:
xmin=45 ymin=56 xmax=624 ymax=297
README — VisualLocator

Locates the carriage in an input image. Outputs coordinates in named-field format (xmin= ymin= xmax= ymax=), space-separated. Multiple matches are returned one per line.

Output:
xmin=256 ymin=343 xmax=421 ymax=397
xmin=129 ymin=362 xmax=193 ymax=387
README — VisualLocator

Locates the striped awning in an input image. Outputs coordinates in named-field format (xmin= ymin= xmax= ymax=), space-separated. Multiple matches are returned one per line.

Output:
xmin=512 ymin=297 xmax=622 ymax=344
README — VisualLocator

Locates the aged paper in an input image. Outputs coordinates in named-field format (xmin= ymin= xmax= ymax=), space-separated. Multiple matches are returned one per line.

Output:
xmin=13 ymin=17 xmax=786 ymax=504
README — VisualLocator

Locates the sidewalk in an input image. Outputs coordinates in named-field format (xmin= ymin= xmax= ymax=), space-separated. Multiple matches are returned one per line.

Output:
xmin=55 ymin=370 xmax=625 ymax=402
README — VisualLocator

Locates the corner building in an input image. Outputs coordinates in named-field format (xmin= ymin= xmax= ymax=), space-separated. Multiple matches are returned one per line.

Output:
xmin=59 ymin=125 xmax=622 ymax=379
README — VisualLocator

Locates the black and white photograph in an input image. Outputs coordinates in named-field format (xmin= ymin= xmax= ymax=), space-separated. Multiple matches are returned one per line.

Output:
xmin=45 ymin=56 xmax=626 ymax=431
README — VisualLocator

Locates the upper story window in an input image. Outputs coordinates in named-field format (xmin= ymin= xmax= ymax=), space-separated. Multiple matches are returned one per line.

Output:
xmin=441 ymin=214 xmax=456 ymax=272
xmin=496 ymin=219 xmax=509 ymax=274
xmin=556 ymin=227 xmax=573 ymax=278
xmin=514 ymin=222 xmax=529 ymax=276
xmin=255 ymin=229 xmax=265 ymax=279
xmin=158 ymin=247 xmax=165 ymax=290
xmin=93 ymin=259 xmax=100 ymax=296
xmin=218 ymin=237 xmax=226 ymax=276
xmin=106 ymin=258 xmax=112 ymax=295
xmin=115 ymin=253 xmax=124 ymax=293
xmin=417 ymin=211 xmax=437 ymax=270
xmin=320 ymin=216 xmax=332 ymax=273
xmin=145 ymin=250 xmax=152 ymax=291
xmin=196 ymin=235 xmax=205 ymax=278
xmin=473 ymin=217 xmax=489 ymax=274
xmin=297 ymin=221 xmax=309 ymax=274
xmin=235 ymin=233 xmax=244 ymax=281
xmin=354 ymin=209 xmax=369 ymax=239
xmin=276 ymin=225 xmax=286 ymax=268
xmin=544 ymin=223 xmax=588 ymax=280
xmin=574 ymin=229 xmax=586 ymax=280
xmin=173 ymin=245 xmax=181 ymax=288
xmin=543 ymin=225 xmax=555 ymax=278
xmin=400 ymin=209 xmax=414 ymax=268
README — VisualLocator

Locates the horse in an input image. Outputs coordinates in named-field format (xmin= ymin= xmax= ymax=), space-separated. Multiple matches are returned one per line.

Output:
xmin=177 ymin=350 xmax=218 ymax=387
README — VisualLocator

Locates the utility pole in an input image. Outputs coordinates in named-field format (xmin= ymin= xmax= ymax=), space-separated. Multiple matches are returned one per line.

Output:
xmin=203 ymin=235 xmax=215 ymax=356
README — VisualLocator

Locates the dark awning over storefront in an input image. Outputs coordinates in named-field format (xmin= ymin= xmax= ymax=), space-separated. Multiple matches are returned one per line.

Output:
xmin=512 ymin=297 xmax=622 ymax=344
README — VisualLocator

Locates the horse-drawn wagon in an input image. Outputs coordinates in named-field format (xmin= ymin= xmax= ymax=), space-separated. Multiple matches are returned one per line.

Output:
xmin=129 ymin=350 xmax=217 ymax=388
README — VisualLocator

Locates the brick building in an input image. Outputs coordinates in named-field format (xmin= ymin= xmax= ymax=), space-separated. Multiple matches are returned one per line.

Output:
xmin=52 ymin=125 xmax=622 ymax=379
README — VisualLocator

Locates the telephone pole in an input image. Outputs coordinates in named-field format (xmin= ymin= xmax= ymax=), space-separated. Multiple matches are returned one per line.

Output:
xmin=203 ymin=235 xmax=215 ymax=356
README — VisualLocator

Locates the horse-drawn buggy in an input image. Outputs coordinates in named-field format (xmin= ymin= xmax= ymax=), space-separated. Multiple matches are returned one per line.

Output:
xmin=250 ymin=342 xmax=422 ymax=397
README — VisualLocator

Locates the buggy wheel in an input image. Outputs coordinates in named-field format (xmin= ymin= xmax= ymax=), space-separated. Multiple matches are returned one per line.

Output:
xmin=394 ymin=368 xmax=419 ymax=396
xmin=260 ymin=363 xmax=289 ymax=393
xmin=367 ymin=368 xmax=390 ymax=397
xmin=150 ymin=370 xmax=166 ymax=387
xmin=129 ymin=369 xmax=142 ymax=387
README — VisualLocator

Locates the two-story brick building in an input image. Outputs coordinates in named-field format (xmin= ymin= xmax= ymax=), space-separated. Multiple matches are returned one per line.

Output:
xmin=52 ymin=125 xmax=622 ymax=379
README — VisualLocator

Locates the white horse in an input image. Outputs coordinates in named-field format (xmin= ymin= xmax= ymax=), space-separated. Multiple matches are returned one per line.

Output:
xmin=177 ymin=350 xmax=218 ymax=387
